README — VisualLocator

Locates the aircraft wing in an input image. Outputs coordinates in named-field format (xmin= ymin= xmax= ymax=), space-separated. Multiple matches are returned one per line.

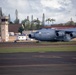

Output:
xmin=56 ymin=28 xmax=76 ymax=32
xmin=55 ymin=28 xmax=76 ymax=39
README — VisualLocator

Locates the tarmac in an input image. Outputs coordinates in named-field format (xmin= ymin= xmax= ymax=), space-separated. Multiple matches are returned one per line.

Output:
xmin=0 ymin=52 xmax=76 ymax=75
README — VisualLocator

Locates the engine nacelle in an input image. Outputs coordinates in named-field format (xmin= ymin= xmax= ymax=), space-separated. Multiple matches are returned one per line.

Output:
xmin=70 ymin=32 xmax=76 ymax=38
xmin=56 ymin=31 xmax=65 ymax=37
xmin=28 ymin=32 xmax=35 ymax=38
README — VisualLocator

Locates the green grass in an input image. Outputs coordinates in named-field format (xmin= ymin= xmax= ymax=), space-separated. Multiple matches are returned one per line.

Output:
xmin=0 ymin=46 xmax=76 ymax=53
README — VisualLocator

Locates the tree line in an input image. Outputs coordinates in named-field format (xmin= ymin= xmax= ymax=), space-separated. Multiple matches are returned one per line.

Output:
xmin=18 ymin=18 xmax=56 ymax=34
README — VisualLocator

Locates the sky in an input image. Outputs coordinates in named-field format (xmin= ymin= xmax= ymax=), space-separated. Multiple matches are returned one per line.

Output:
xmin=0 ymin=0 xmax=76 ymax=24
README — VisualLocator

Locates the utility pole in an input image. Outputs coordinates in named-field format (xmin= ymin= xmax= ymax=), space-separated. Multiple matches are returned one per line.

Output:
xmin=31 ymin=15 xmax=33 ymax=22
xmin=27 ymin=16 xmax=29 ymax=21
xmin=42 ymin=13 xmax=45 ymax=27
xmin=16 ymin=9 xmax=18 ymax=20
xmin=0 ymin=7 xmax=3 ymax=24
xmin=8 ymin=14 xmax=10 ymax=23
xmin=31 ymin=15 xmax=33 ymax=30
xmin=0 ymin=7 xmax=3 ymax=17
xmin=14 ymin=9 xmax=19 ymax=24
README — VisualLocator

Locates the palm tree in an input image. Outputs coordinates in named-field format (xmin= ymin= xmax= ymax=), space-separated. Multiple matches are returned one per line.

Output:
xmin=21 ymin=19 xmax=30 ymax=30
xmin=46 ymin=18 xmax=52 ymax=25
xmin=46 ymin=18 xmax=55 ymax=25
xmin=33 ymin=18 xmax=41 ymax=30
xmin=51 ymin=18 xmax=55 ymax=24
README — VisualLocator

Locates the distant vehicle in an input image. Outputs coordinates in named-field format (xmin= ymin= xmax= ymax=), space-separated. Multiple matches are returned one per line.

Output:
xmin=16 ymin=34 xmax=27 ymax=41
xmin=29 ymin=28 xmax=76 ymax=42
xmin=14 ymin=34 xmax=27 ymax=42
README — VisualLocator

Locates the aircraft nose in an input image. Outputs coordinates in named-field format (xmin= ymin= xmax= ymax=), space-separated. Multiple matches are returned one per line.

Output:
xmin=28 ymin=34 xmax=32 ymax=38
xmin=28 ymin=33 xmax=35 ymax=38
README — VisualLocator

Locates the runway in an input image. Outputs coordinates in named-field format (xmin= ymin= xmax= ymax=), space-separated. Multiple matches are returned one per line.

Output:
xmin=0 ymin=52 xmax=76 ymax=75
xmin=0 ymin=42 xmax=76 ymax=48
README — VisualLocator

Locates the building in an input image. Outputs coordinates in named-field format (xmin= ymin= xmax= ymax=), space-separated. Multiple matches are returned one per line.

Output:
xmin=44 ymin=25 xmax=76 ymax=29
xmin=1 ymin=16 xmax=9 ymax=42
xmin=8 ymin=24 xmax=21 ymax=33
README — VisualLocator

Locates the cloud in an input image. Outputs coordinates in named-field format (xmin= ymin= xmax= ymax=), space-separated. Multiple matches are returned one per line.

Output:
xmin=0 ymin=0 xmax=76 ymax=24
xmin=40 ymin=0 xmax=76 ymax=23
xmin=41 ymin=0 xmax=62 ymax=9
xmin=7 ymin=0 xmax=27 ymax=9
xmin=41 ymin=0 xmax=72 ymax=10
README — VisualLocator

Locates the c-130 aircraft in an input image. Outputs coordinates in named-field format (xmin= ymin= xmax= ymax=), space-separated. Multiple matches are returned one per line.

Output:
xmin=29 ymin=28 xmax=76 ymax=42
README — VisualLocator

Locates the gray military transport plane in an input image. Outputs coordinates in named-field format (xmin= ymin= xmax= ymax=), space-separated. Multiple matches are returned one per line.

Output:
xmin=29 ymin=28 xmax=76 ymax=42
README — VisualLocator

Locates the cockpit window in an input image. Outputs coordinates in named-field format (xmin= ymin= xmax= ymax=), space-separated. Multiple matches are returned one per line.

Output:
xmin=35 ymin=31 xmax=39 ymax=33
xmin=35 ymin=31 xmax=41 ymax=34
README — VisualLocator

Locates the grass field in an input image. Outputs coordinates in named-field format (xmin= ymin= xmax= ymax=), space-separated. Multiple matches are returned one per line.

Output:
xmin=0 ymin=46 xmax=76 ymax=53
xmin=0 ymin=41 xmax=76 ymax=53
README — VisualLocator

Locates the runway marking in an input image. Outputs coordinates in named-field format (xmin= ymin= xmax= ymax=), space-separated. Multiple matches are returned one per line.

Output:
xmin=0 ymin=58 xmax=30 ymax=60
xmin=0 ymin=64 xmax=76 ymax=68
xmin=0 ymin=55 xmax=76 ymax=60
xmin=33 ymin=55 xmax=62 ymax=58
xmin=72 ymin=58 xmax=76 ymax=59
xmin=0 ymin=55 xmax=62 ymax=60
